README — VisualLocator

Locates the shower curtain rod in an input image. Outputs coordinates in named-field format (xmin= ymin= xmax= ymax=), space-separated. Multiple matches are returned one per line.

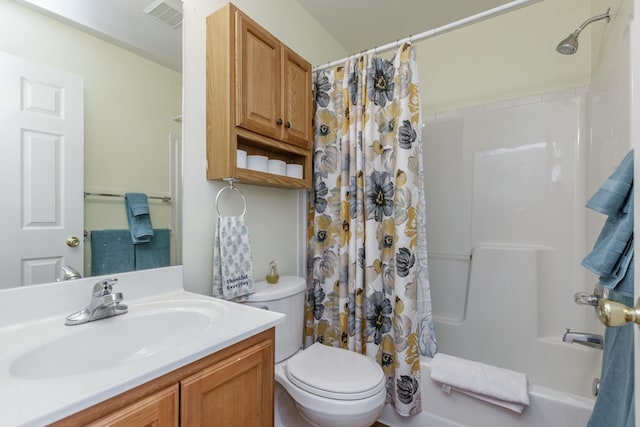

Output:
xmin=313 ymin=0 xmax=535 ymax=72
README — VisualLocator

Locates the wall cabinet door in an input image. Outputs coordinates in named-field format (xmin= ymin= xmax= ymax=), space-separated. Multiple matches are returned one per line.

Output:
xmin=235 ymin=10 xmax=311 ymax=150
xmin=85 ymin=385 xmax=178 ymax=427
xmin=282 ymin=46 xmax=312 ymax=149
xmin=180 ymin=339 xmax=274 ymax=426
xmin=236 ymin=12 xmax=281 ymax=139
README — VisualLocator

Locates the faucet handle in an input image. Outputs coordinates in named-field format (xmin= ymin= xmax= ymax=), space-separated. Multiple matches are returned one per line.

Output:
xmin=574 ymin=292 xmax=600 ymax=306
xmin=92 ymin=278 xmax=118 ymax=296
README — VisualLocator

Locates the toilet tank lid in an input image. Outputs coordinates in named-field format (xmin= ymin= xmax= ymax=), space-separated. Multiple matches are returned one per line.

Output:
xmin=246 ymin=276 xmax=306 ymax=302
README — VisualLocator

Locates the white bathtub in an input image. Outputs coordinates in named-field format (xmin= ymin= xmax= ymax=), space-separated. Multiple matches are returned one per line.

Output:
xmin=377 ymin=357 xmax=594 ymax=427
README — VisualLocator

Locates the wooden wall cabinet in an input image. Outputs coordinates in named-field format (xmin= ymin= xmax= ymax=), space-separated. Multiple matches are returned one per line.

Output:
xmin=52 ymin=329 xmax=275 ymax=427
xmin=207 ymin=3 xmax=312 ymax=189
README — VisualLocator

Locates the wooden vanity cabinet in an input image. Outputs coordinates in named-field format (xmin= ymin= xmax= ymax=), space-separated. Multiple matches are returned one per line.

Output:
xmin=85 ymin=385 xmax=179 ymax=427
xmin=51 ymin=328 xmax=275 ymax=427
xmin=181 ymin=335 xmax=273 ymax=425
xmin=206 ymin=3 xmax=312 ymax=189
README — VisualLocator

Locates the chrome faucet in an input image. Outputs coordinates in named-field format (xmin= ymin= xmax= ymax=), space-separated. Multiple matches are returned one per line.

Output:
xmin=57 ymin=265 xmax=82 ymax=281
xmin=562 ymin=329 xmax=603 ymax=350
xmin=65 ymin=278 xmax=128 ymax=325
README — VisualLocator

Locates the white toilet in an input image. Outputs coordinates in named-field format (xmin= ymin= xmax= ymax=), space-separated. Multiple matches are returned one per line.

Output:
xmin=245 ymin=276 xmax=386 ymax=427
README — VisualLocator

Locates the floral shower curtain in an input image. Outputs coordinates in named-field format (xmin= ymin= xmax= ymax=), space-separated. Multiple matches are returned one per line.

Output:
xmin=305 ymin=43 xmax=437 ymax=417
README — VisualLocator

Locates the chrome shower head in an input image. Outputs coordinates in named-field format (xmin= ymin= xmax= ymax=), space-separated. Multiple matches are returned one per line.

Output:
xmin=556 ymin=31 xmax=580 ymax=55
xmin=556 ymin=8 xmax=612 ymax=55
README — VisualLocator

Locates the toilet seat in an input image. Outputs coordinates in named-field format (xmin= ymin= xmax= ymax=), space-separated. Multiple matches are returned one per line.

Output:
xmin=285 ymin=343 xmax=386 ymax=401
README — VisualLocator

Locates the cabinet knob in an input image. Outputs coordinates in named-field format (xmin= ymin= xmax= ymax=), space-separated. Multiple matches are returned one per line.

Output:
xmin=285 ymin=121 xmax=291 ymax=128
xmin=276 ymin=118 xmax=283 ymax=125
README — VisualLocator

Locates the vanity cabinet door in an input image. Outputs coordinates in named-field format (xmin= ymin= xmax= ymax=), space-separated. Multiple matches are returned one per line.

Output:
xmin=85 ymin=384 xmax=178 ymax=427
xmin=180 ymin=338 xmax=274 ymax=427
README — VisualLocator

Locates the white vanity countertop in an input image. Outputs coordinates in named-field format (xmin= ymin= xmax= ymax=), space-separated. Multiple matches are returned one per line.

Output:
xmin=0 ymin=266 xmax=284 ymax=427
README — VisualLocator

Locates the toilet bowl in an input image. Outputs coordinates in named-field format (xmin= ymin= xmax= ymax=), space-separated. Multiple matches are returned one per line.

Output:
xmin=245 ymin=276 xmax=386 ymax=427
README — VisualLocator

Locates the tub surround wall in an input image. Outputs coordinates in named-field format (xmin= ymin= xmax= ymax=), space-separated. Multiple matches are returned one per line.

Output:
xmin=424 ymin=88 xmax=602 ymax=398
xmin=588 ymin=0 xmax=633 ymax=241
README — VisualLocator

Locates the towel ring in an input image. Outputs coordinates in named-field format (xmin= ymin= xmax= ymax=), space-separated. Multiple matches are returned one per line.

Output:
xmin=215 ymin=178 xmax=247 ymax=216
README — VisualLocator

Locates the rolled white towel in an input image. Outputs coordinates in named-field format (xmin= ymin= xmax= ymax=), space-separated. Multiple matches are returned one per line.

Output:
xmin=430 ymin=353 xmax=530 ymax=413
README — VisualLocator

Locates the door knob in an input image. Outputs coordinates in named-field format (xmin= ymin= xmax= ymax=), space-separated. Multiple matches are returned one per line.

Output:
xmin=597 ymin=298 xmax=640 ymax=326
xmin=66 ymin=236 xmax=80 ymax=247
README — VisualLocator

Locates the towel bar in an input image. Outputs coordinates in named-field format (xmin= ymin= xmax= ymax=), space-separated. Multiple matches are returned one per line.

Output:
xmin=215 ymin=178 xmax=247 ymax=216
xmin=84 ymin=192 xmax=171 ymax=203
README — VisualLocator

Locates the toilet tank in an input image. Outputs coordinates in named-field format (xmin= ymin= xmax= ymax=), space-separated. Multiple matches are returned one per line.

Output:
xmin=245 ymin=276 xmax=306 ymax=363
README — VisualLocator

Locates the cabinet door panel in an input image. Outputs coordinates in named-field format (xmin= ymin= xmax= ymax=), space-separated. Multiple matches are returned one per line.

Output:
xmin=236 ymin=12 xmax=281 ymax=139
xmin=181 ymin=340 xmax=274 ymax=427
xmin=282 ymin=47 xmax=312 ymax=149
xmin=86 ymin=385 xmax=178 ymax=427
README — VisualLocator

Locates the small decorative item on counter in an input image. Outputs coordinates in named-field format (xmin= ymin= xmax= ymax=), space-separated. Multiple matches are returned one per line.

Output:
xmin=266 ymin=260 xmax=279 ymax=284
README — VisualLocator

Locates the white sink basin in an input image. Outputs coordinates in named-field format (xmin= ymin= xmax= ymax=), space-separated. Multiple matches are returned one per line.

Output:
xmin=0 ymin=267 xmax=285 ymax=427
xmin=10 ymin=299 xmax=228 ymax=379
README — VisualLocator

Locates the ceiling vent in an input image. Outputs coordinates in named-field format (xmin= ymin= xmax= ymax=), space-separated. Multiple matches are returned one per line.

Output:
xmin=143 ymin=0 xmax=183 ymax=29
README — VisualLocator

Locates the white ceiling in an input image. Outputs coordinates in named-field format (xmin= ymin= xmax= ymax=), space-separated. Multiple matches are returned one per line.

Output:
xmin=295 ymin=0 xmax=516 ymax=54
xmin=17 ymin=0 xmax=524 ymax=72
xmin=14 ymin=0 xmax=183 ymax=71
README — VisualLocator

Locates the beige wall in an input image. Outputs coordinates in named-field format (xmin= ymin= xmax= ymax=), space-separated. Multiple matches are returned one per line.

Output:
xmin=181 ymin=0 xmax=346 ymax=294
xmin=0 ymin=0 xmax=182 ymax=273
xmin=306 ymin=0 xmax=592 ymax=115
xmin=181 ymin=0 xmax=598 ymax=295
xmin=416 ymin=0 xmax=592 ymax=114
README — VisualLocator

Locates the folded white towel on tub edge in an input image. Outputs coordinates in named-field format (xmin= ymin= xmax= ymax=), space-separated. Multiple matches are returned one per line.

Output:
xmin=430 ymin=353 xmax=531 ymax=413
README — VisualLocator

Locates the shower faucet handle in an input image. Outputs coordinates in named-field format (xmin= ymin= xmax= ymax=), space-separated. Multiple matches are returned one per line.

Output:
xmin=574 ymin=285 xmax=608 ymax=307
xmin=574 ymin=292 xmax=600 ymax=307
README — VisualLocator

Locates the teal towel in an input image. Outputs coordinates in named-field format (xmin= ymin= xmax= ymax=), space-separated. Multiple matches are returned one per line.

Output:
xmin=90 ymin=229 xmax=135 ymax=275
xmin=586 ymin=150 xmax=634 ymax=216
xmin=588 ymin=291 xmax=635 ymax=427
xmin=581 ymin=150 xmax=634 ymax=297
xmin=125 ymin=192 xmax=154 ymax=244
xmin=135 ymin=229 xmax=171 ymax=270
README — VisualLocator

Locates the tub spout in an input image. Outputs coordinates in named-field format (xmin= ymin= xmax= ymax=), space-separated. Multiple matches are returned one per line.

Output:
xmin=562 ymin=329 xmax=603 ymax=350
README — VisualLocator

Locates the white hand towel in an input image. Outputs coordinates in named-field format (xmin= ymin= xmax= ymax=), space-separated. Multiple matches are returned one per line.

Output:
xmin=430 ymin=353 xmax=530 ymax=413
xmin=212 ymin=215 xmax=255 ymax=301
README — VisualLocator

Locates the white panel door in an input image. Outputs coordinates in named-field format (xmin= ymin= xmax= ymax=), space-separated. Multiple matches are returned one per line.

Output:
xmin=0 ymin=52 xmax=84 ymax=288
